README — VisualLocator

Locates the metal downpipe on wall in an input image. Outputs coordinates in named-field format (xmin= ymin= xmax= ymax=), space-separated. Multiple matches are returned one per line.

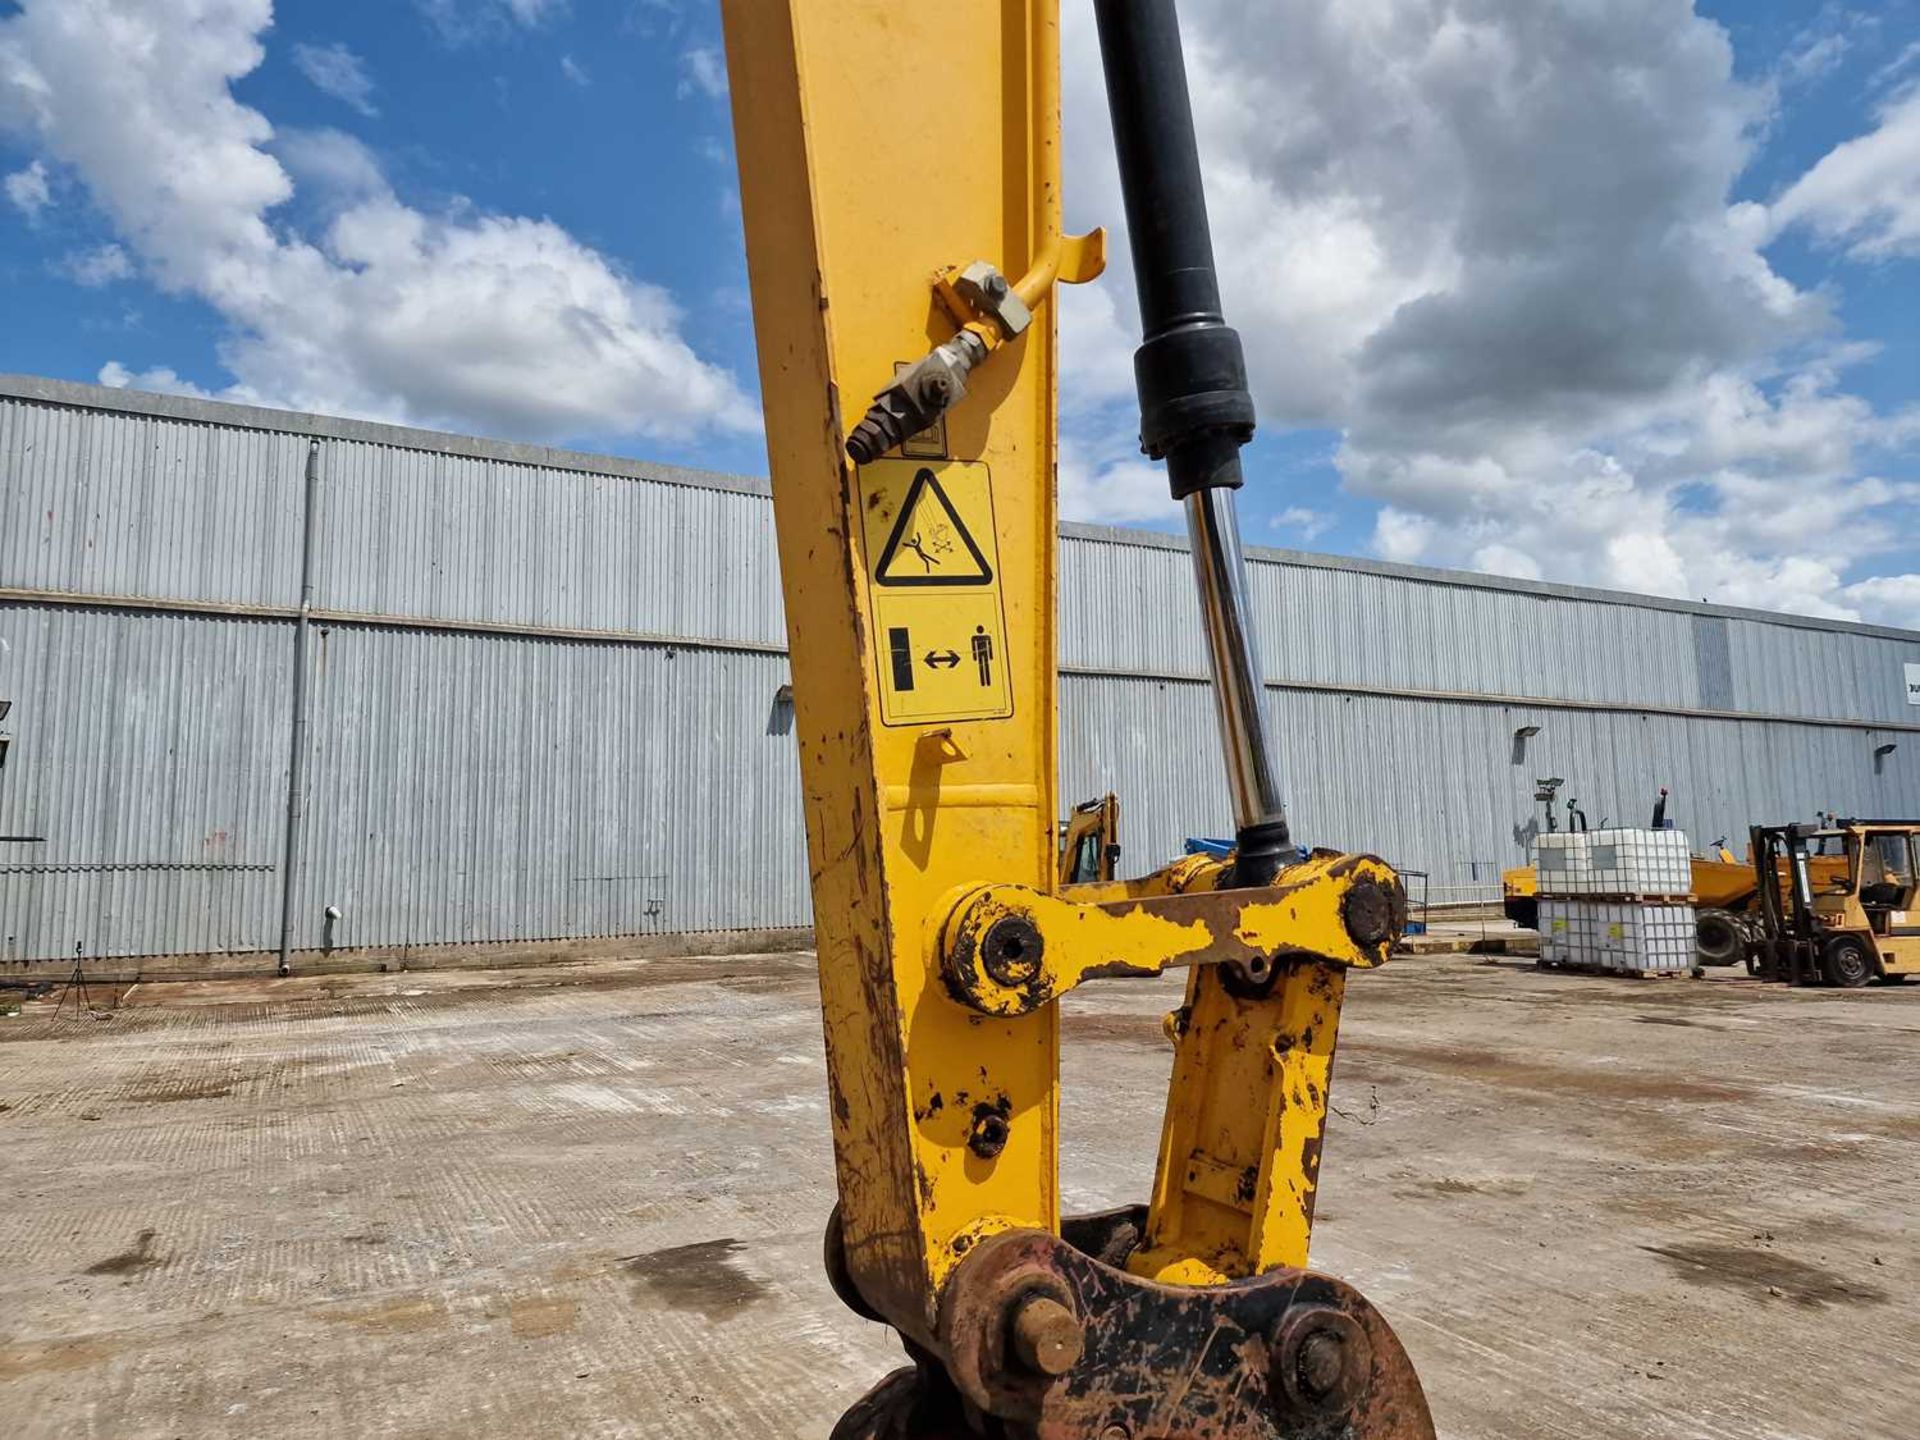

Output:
xmin=276 ymin=440 xmax=321 ymax=977
xmin=1093 ymin=0 xmax=1291 ymax=882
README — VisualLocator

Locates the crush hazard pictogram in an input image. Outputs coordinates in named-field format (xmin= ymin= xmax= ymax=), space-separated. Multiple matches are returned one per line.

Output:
xmin=873 ymin=468 xmax=994 ymax=587
xmin=856 ymin=458 xmax=1013 ymax=726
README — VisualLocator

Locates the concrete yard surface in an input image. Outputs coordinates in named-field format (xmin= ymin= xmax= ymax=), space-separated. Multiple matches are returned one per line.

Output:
xmin=1 ymin=952 xmax=1915 ymax=1439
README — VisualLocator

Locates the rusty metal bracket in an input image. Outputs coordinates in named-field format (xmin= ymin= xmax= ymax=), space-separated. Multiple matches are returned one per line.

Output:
xmin=941 ymin=853 xmax=1405 ymax=1017
xmin=832 ymin=1209 xmax=1434 ymax=1439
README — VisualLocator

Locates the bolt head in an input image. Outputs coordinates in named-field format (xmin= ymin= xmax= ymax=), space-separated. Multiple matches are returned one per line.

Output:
xmin=1341 ymin=879 xmax=1402 ymax=948
xmin=968 ymin=1110 xmax=1010 ymax=1159
xmin=980 ymin=915 xmax=1044 ymax=988
xmin=985 ymin=271 xmax=1010 ymax=299
xmin=1297 ymin=1331 xmax=1346 ymax=1397
xmin=1010 ymin=1295 xmax=1082 ymax=1376
xmin=1272 ymin=1306 xmax=1371 ymax=1415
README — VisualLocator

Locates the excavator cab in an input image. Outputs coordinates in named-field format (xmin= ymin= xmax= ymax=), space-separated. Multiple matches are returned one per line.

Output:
xmin=1057 ymin=795 xmax=1120 ymax=886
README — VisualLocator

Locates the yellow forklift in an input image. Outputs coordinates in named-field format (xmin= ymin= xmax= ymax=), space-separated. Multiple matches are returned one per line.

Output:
xmin=1747 ymin=821 xmax=1920 ymax=987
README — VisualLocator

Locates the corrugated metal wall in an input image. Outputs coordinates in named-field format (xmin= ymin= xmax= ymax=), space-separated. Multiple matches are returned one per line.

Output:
xmin=4 ymin=375 xmax=1918 ymax=962
xmin=0 ymin=604 xmax=286 ymax=960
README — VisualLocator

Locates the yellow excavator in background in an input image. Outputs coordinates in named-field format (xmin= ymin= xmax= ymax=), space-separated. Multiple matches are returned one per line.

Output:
xmin=723 ymin=1 xmax=1434 ymax=1434
xmin=1057 ymin=795 xmax=1120 ymax=886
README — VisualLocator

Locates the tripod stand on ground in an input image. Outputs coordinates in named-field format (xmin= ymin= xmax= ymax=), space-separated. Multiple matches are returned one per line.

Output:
xmin=55 ymin=943 xmax=104 ymax=1019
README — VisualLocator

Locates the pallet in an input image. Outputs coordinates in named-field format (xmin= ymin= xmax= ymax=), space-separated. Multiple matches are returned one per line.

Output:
xmin=1537 ymin=892 xmax=1696 ymax=905
xmin=1535 ymin=959 xmax=1693 ymax=980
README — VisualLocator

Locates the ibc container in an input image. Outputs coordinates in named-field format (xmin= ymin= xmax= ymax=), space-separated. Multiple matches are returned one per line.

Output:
xmin=1536 ymin=829 xmax=1690 ymax=898
xmin=1539 ymin=898 xmax=1695 ymax=973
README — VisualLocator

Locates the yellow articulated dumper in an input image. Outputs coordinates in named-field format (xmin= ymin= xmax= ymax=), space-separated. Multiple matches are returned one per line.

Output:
xmin=723 ymin=1 xmax=1434 ymax=1435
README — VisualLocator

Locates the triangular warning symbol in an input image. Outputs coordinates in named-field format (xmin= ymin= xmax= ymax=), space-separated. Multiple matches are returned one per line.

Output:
xmin=874 ymin=468 xmax=994 ymax=587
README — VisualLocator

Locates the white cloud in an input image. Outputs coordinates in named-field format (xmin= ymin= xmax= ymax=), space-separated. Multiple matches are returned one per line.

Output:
xmin=417 ymin=0 xmax=565 ymax=44
xmin=57 ymin=242 xmax=132 ymax=286
xmin=98 ymin=360 xmax=216 ymax=399
xmin=1053 ymin=0 xmax=1919 ymax=628
xmin=1776 ymin=7 xmax=1881 ymax=89
xmin=1874 ymin=40 xmax=1920 ymax=90
xmin=1059 ymin=448 xmax=1173 ymax=526
xmin=4 ymin=156 xmax=49 ymax=216
xmin=1271 ymin=506 xmax=1334 ymax=543
xmin=560 ymin=54 xmax=589 ymax=88
xmin=678 ymin=46 xmax=728 ymax=102
xmin=292 ymin=41 xmax=377 ymax=117
xmin=1840 ymin=573 xmax=1920 ymax=629
xmin=1770 ymin=86 xmax=1920 ymax=260
xmin=272 ymin=127 xmax=388 ymax=204
xmin=0 ymin=0 xmax=755 ymax=446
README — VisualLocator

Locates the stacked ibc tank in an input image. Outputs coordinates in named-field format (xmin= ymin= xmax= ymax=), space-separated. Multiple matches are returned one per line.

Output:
xmin=1535 ymin=829 xmax=1695 ymax=974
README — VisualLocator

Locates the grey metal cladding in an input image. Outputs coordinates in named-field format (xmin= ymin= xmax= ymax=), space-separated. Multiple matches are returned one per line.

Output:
xmin=0 ymin=604 xmax=286 ymax=959
xmin=0 ymin=394 xmax=306 ymax=606
xmin=313 ymin=440 xmax=786 ymax=644
xmin=1691 ymin=615 xmax=1735 ymax=712
xmin=288 ymin=624 xmax=806 ymax=950
xmin=2 ymin=373 xmax=1918 ymax=961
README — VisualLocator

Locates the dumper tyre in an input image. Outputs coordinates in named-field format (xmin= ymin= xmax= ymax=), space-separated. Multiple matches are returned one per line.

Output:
xmin=1822 ymin=937 xmax=1875 ymax=989
xmin=1694 ymin=909 xmax=1743 ymax=967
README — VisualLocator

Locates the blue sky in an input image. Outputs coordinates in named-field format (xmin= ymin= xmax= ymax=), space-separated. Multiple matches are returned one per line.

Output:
xmin=2 ymin=0 xmax=1916 ymax=626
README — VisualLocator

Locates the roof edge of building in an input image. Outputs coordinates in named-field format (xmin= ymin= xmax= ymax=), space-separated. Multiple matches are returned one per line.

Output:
xmin=1058 ymin=521 xmax=1920 ymax=646
xmin=0 ymin=372 xmax=770 ymax=500
xmin=5 ymin=372 xmax=1913 ymax=645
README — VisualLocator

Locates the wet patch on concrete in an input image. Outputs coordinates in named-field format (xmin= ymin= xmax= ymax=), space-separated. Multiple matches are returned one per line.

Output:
xmin=84 ymin=1228 xmax=162 ymax=1277
xmin=318 ymin=1294 xmax=447 ymax=1333
xmin=125 ymin=1075 xmax=235 ymax=1104
xmin=1353 ymin=1039 xmax=1751 ymax=1104
xmin=0 ymin=1335 xmax=122 ymax=1380
xmin=1643 ymin=1244 xmax=1890 ymax=1309
xmin=508 ymin=1295 xmax=580 ymax=1338
xmin=620 ymin=1237 xmax=772 ymax=1320
xmin=1397 ymin=1174 xmax=1534 ymax=1199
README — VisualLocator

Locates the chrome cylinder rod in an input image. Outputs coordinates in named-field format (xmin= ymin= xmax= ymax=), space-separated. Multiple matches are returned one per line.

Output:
xmin=1184 ymin=488 xmax=1290 ymax=857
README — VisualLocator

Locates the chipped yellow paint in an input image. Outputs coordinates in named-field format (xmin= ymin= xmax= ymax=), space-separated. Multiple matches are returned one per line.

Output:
xmin=945 ymin=852 xmax=1397 ymax=1016
xmin=722 ymin=0 xmax=1096 ymax=1345
xmin=1130 ymin=960 xmax=1347 ymax=1283
xmin=725 ymin=0 xmax=1396 ymax=1356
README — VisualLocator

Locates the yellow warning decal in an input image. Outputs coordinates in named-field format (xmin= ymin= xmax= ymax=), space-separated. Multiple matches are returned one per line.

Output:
xmin=873 ymin=466 xmax=993 ymax=586
xmin=857 ymin=458 xmax=1012 ymax=726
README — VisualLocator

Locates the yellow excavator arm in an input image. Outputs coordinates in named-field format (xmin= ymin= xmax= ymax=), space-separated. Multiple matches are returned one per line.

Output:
xmin=722 ymin=2 xmax=1433 ymax=1435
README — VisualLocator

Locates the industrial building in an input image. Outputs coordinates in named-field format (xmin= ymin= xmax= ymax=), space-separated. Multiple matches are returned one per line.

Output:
xmin=2 ymin=372 xmax=1916 ymax=967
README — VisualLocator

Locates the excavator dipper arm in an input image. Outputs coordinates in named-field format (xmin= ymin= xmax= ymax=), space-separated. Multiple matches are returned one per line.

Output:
xmin=721 ymin=2 xmax=1434 ymax=1435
